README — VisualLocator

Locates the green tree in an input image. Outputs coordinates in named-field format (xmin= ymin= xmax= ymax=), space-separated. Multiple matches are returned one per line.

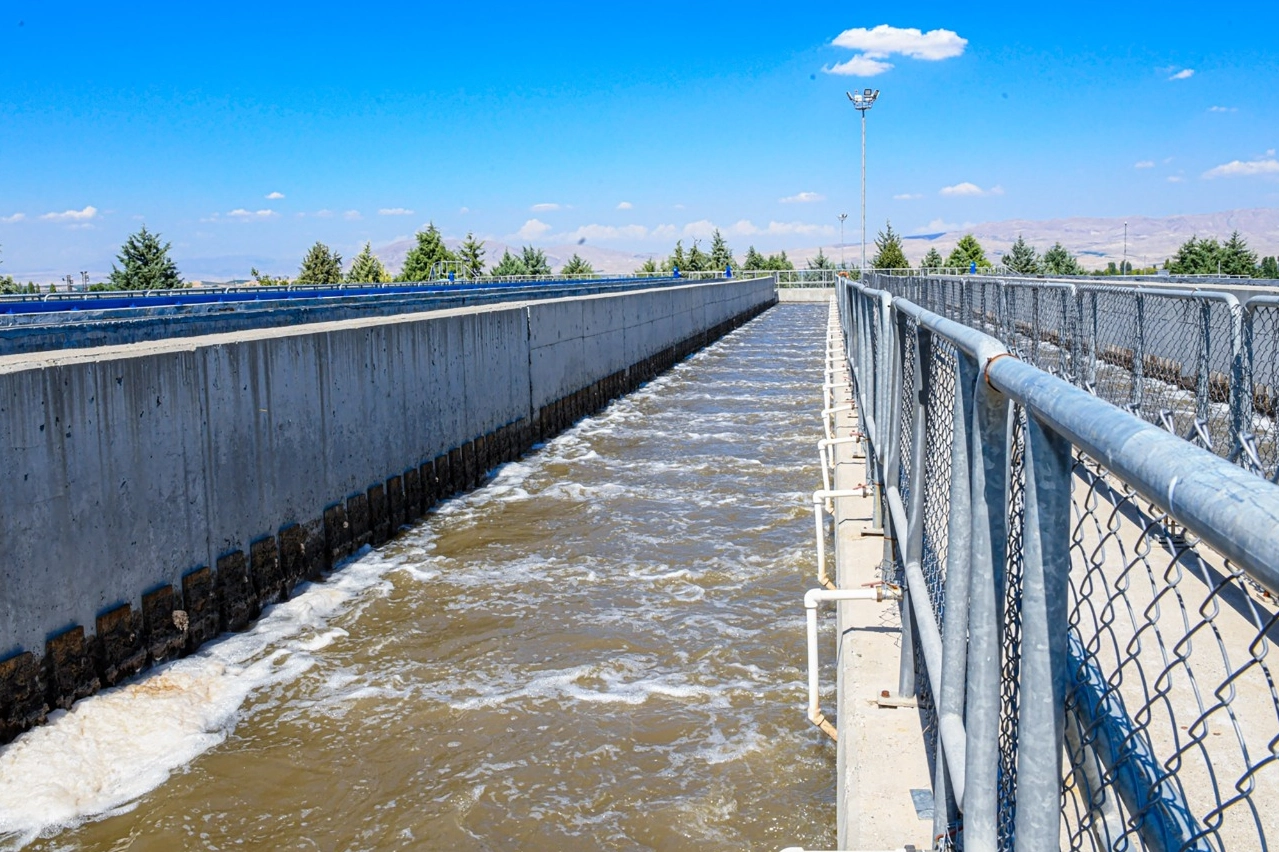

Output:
xmin=398 ymin=223 xmax=456 ymax=281
xmin=685 ymin=240 xmax=713 ymax=272
xmin=250 ymin=267 xmax=290 ymax=286
xmin=492 ymin=250 xmax=527 ymax=276
xmin=520 ymin=246 xmax=551 ymax=276
xmin=709 ymin=229 xmax=735 ymax=271
xmin=921 ymin=247 xmax=945 ymax=269
xmin=458 ymin=232 xmax=486 ymax=278
xmin=662 ymin=240 xmax=688 ymax=273
xmin=0 ymin=243 xmax=15 ymax=293
xmin=742 ymin=246 xmax=766 ymax=270
xmin=635 ymin=257 xmax=659 ymax=274
xmin=1169 ymin=236 xmax=1221 ymax=275
xmin=296 ymin=241 xmax=344 ymax=285
xmin=871 ymin=221 xmax=909 ymax=270
xmin=944 ymin=234 xmax=992 ymax=271
xmin=764 ymin=251 xmax=795 ymax=271
xmin=1005 ymin=234 xmax=1042 ymax=275
xmin=1220 ymin=231 xmax=1258 ymax=277
xmin=808 ymin=248 xmax=836 ymax=270
xmin=346 ymin=242 xmax=390 ymax=283
xmin=560 ymin=253 xmax=595 ymax=276
xmin=106 ymin=226 xmax=184 ymax=290
xmin=1259 ymin=256 xmax=1279 ymax=279
xmin=1042 ymin=242 xmax=1083 ymax=276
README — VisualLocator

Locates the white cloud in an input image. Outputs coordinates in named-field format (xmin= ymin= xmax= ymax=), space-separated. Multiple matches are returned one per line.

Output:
xmin=1168 ymin=68 xmax=1194 ymax=80
xmin=651 ymin=224 xmax=678 ymax=239
xmin=344 ymin=210 xmax=362 ymax=220
xmin=939 ymin=182 xmax=990 ymax=197
xmin=682 ymin=220 xmax=719 ymax=239
xmin=673 ymin=204 xmax=686 ymax=210
xmin=314 ymin=209 xmax=334 ymax=219
xmin=832 ymin=25 xmax=967 ymax=60
xmin=226 ymin=208 xmax=277 ymax=220
xmin=779 ymin=191 xmax=825 ymax=204
xmin=1208 ymin=106 xmax=1237 ymax=113
xmin=559 ymin=223 xmax=650 ymax=242
xmin=378 ymin=207 xmax=414 ymax=216
xmin=893 ymin=193 xmax=923 ymax=200
xmin=516 ymin=218 xmax=552 ymax=240
xmin=1135 ymin=160 xmax=1155 ymax=169
xmin=616 ymin=201 xmax=633 ymax=210
xmin=40 ymin=205 xmax=98 ymax=222
xmin=1202 ymin=158 xmax=1279 ymax=179
xmin=1 ymin=213 xmax=24 ymax=223
xmin=265 ymin=191 xmax=285 ymax=200
xmin=530 ymin=202 xmax=561 ymax=212
xmin=718 ymin=219 xmax=836 ymax=238
xmin=459 ymin=206 xmax=471 ymax=214
xmin=915 ymin=219 xmax=958 ymax=233
xmin=1167 ymin=175 xmax=1186 ymax=183
xmin=825 ymin=55 xmax=894 ymax=77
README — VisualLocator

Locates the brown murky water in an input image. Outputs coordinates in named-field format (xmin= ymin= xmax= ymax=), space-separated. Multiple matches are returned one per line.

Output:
xmin=0 ymin=303 xmax=835 ymax=851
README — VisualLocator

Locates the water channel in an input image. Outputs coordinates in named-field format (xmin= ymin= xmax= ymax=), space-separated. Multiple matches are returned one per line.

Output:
xmin=0 ymin=302 xmax=835 ymax=851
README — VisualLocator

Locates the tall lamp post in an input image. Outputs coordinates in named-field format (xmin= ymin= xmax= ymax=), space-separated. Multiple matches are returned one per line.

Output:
xmin=848 ymin=88 xmax=880 ymax=276
xmin=838 ymin=213 xmax=848 ymax=269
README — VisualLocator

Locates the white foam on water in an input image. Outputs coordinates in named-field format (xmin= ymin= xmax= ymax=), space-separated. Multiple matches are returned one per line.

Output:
xmin=0 ymin=551 xmax=396 ymax=849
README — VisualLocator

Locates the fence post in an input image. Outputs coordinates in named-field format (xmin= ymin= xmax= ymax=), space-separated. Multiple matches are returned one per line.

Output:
xmin=1013 ymin=413 xmax=1072 ymax=851
xmin=1196 ymin=299 xmax=1211 ymax=427
xmin=898 ymin=324 xmax=932 ymax=700
xmin=1231 ymin=301 xmax=1248 ymax=462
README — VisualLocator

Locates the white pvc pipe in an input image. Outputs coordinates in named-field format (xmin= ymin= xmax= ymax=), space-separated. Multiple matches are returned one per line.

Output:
xmin=811 ymin=489 xmax=869 ymax=589
xmin=818 ymin=436 xmax=863 ymax=496
xmin=805 ymin=586 xmax=901 ymax=741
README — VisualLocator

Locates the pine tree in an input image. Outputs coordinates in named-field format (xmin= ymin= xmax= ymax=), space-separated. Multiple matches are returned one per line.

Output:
xmin=764 ymin=251 xmax=795 ymax=271
xmin=398 ymin=223 xmax=456 ymax=281
xmin=686 ymin=240 xmax=713 ymax=272
xmin=492 ymin=250 xmax=527 ymax=276
xmin=296 ymin=242 xmax=344 ymax=285
xmin=520 ymin=246 xmax=551 ymax=276
xmin=250 ymin=267 xmax=290 ymax=286
xmin=346 ymin=242 xmax=390 ymax=283
xmin=635 ymin=257 xmax=659 ymax=275
xmin=1005 ymin=234 xmax=1042 ymax=275
xmin=106 ymin=226 xmax=184 ymax=290
xmin=709 ymin=229 xmax=735 ymax=271
xmin=458 ymin=232 xmax=486 ymax=278
xmin=1042 ymin=242 xmax=1083 ymax=275
xmin=1260 ymin=256 xmax=1279 ymax=279
xmin=944 ymin=234 xmax=992 ymax=270
xmin=742 ymin=246 xmax=766 ymax=270
xmin=921 ymin=247 xmax=945 ymax=269
xmin=871 ymin=221 xmax=909 ymax=270
xmin=1219 ymin=231 xmax=1258 ymax=277
xmin=560 ymin=253 xmax=595 ymax=276
xmin=1169 ymin=236 xmax=1222 ymax=275
xmin=663 ymin=240 xmax=688 ymax=273
xmin=808 ymin=248 xmax=836 ymax=270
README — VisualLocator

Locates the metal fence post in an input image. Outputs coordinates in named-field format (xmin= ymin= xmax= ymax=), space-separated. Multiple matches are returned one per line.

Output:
xmin=1013 ymin=412 xmax=1072 ymax=851
xmin=898 ymin=324 xmax=932 ymax=700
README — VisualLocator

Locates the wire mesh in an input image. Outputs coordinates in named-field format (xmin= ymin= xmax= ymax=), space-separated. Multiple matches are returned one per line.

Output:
xmin=1062 ymin=457 xmax=1279 ymax=850
xmin=921 ymin=338 xmax=957 ymax=630
xmin=1245 ymin=303 xmax=1279 ymax=479
xmin=998 ymin=409 xmax=1028 ymax=852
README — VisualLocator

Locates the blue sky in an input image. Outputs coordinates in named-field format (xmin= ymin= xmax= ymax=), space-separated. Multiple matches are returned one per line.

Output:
xmin=2 ymin=1 xmax=1277 ymax=278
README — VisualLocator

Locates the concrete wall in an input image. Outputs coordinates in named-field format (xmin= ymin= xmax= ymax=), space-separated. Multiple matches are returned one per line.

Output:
xmin=0 ymin=278 xmax=775 ymax=739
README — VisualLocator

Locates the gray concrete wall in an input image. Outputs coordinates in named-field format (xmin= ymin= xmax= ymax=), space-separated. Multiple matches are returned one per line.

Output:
xmin=0 ymin=278 xmax=774 ymax=738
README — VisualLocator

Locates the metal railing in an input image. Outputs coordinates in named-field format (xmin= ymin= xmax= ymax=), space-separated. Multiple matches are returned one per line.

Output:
xmin=867 ymin=272 xmax=1279 ymax=484
xmin=837 ymin=276 xmax=1279 ymax=850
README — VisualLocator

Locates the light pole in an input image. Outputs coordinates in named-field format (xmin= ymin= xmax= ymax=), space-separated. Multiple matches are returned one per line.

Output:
xmin=838 ymin=213 xmax=848 ymax=268
xmin=848 ymin=88 xmax=880 ymax=276
xmin=1123 ymin=221 xmax=1128 ymax=275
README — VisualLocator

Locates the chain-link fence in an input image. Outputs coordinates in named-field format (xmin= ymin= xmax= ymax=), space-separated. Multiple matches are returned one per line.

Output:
xmin=839 ymin=276 xmax=1279 ymax=850
xmin=867 ymin=273 xmax=1279 ymax=483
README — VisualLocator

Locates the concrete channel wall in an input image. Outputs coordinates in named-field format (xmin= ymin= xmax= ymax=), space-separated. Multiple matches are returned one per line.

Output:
xmin=0 ymin=277 xmax=776 ymax=741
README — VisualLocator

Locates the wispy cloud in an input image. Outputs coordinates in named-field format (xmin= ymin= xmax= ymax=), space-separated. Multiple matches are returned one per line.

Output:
xmin=616 ymin=201 xmax=634 ymax=210
xmin=378 ymin=207 xmax=414 ymax=216
xmin=825 ymin=25 xmax=967 ymax=77
xmin=265 ymin=191 xmax=285 ymax=200
xmin=1202 ymin=157 xmax=1279 ymax=179
xmin=314 ymin=209 xmax=334 ymax=219
xmin=559 ymin=223 xmax=650 ymax=242
xmin=1168 ymin=68 xmax=1194 ymax=80
xmin=1134 ymin=160 xmax=1155 ymax=169
xmin=40 ymin=205 xmax=97 ymax=222
xmin=1 ymin=213 xmax=24 ymax=224
xmin=515 ymin=218 xmax=552 ymax=240
xmin=939 ymin=182 xmax=1003 ymax=197
xmin=1167 ymin=175 xmax=1186 ymax=183
xmin=530 ymin=202 xmax=561 ymax=212
xmin=1208 ymin=106 xmax=1237 ymax=113
xmin=915 ymin=218 xmax=958 ymax=233
xmin=344 ymin=210 xmax=362 ymax=220
xmin=714 ymin=219 xmax=836 ymax=238
xmin=779 ymin=191 xmax=825 ymax=204
xmin=459 ymin=206 xmax=471 ymax=214
xmin=893 ymin=193 xmax=923 ymax=200
xmin=226 ymin=208 xmax=277 ymax=220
